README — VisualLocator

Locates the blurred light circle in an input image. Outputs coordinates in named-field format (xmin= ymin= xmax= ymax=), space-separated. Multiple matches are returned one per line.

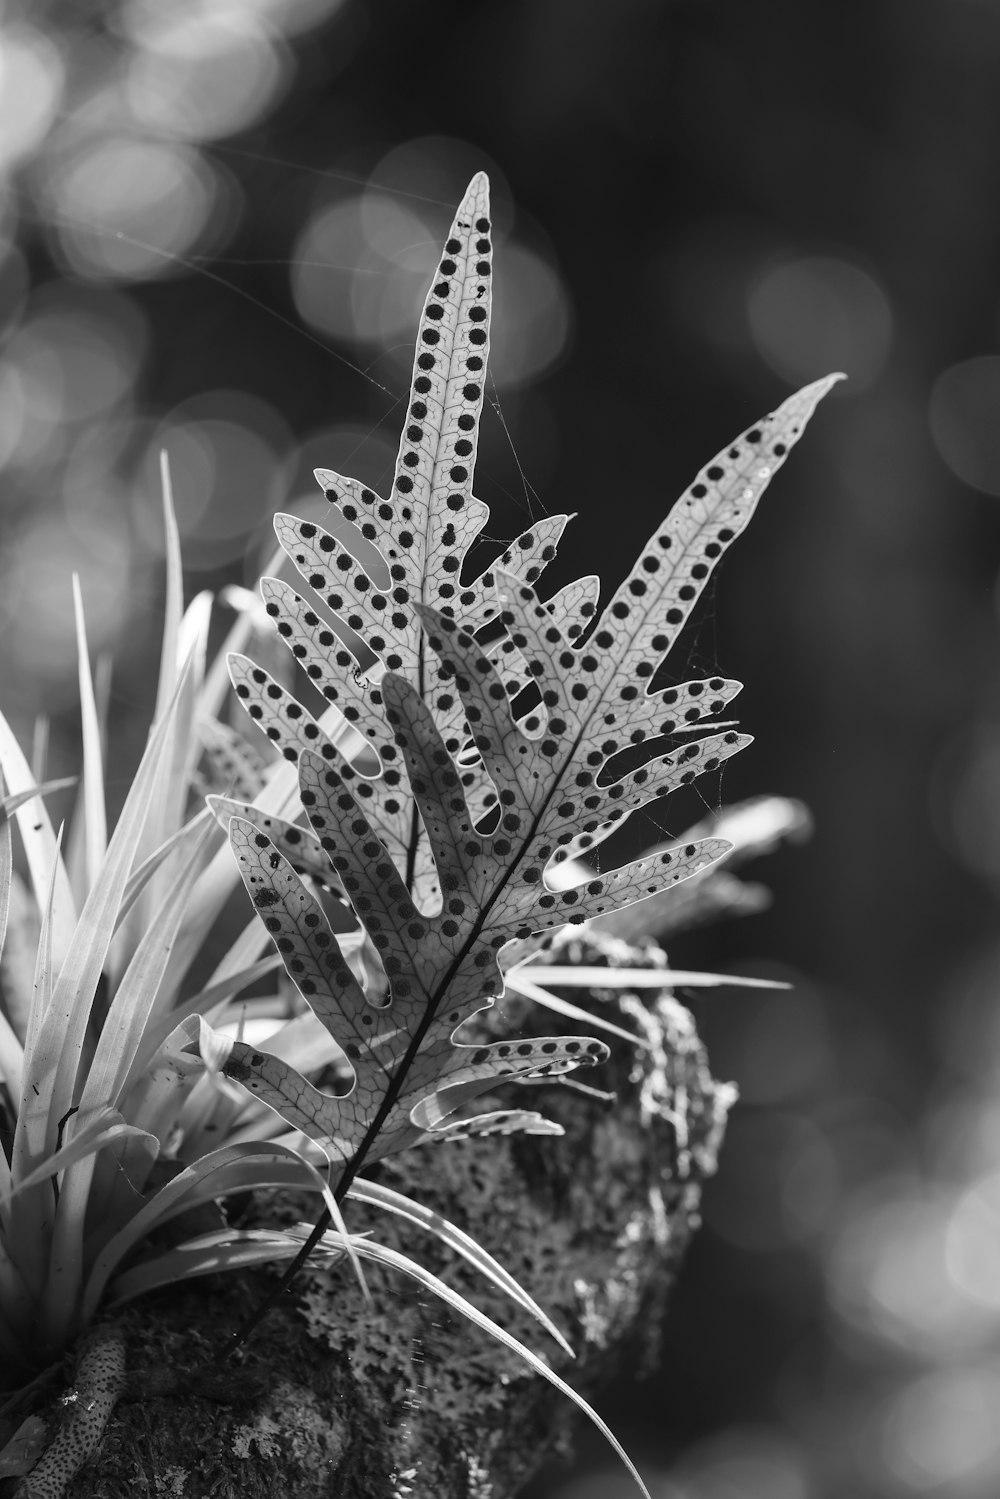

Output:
xmin=659 ymin=216 xmax=775 ymax=360
xmin=0 ymin=201 xmax=20 ymax=268
xmin=945 ymin=1170 xmax=1000 ymax=1307
xmin=291 ymin=193 xmax=436 ymax=348
xmin=253 ymin=0 xmax=349 ymax=35
xmin=136 ymin=397 xmax=284 ymax=567
xmin=358 ymin=191 xmax=434 ymax=264
xmin=126 ymin=13 xmax=290 ymax=142
xmin=491 ymin=243 xmax=571 ymax=388
xmin=186 ymin=422 xmax=280 ymax=541
xmin=929 ymin=356 xmax=1000 ymax=495
xmin=0 ymin=363 xmax=27 ymax=467
xmin=0 ymin=291 xmax=146 ymax=469
xmin=19 ymin=293 xmax=146 ymax=423
xmin=931 ymin=946 xmax=1000 ymax=1109
xmin=0 ymin=359 xmax=30 ymax=464
xmin=282 ymin=423 xmax=401 ymax=587
xmin=0 ymin=25 xmax=65 ymax=172
xmin=0 ymin=517 xmax=132 ymax=692
xmin=142 ymin=422 xmax=216 ymax=534
xmin=60 ymin=443 xmax=132 ymax=554
xmin=351 ymin=195 xmax=439 ymax=344
xmin=292 ymin=191 xmax=568 ymax=388
xmin=124 ymin=0 xmax=348 ymax=43
xmin=747 ymin=255 xmax=892 ymax=389
xmin=0 ymin=351 xmax=69 ymax=469
xmin=823 ymin=1096 xmax=912 ymax=1186
xmin=44 ymin=136 xmax=237 ymax=282
xmin=881 ymin=1367 xmax=1000 ymax=1491
xmin=286 ymin=423 xmax=399 ymax=501
xmin=0 ymin=244 xmax=28 ymax=340
xmin=827 ymin=1190 xmax=989 ymax=1355
xmin=372 ymin=136 xmax=514 ymax=238
xmin=673 ymin=1427 xmax=811 ymax=1499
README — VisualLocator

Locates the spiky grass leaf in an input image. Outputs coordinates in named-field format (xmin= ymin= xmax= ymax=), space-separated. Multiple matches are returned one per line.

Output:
xmin=0 ymin=710 xmax=77 ymax=973
xmin=0 ymin=770 xmax=11 ymax=1003
xmin=116 ymin=807 xmax=217 ymax=930
xmin=94 ymin=1147 xmax=568 ymax=1355
xmin=505 ymin=971 xmax=651 ymax=1048
xmin=4 ymin=825 xmax=65 ymax=1303
xmin=70 ymin=577 xmax=108 ymax=897
xmin=0 ymin=780 xmax=77 ymax=824
xmin=300 ymin=1227 xmax=655 ymax=1499
xmin=139 ymin=595 xmax=212 ymax=918
xmin=0 ymin=1011 xmax=23 ymax=1113
xmin=517 ymin=966 xmax=792 ymax=990
xmin=78 ymin=1140 xmax=350 ymax=1326
xmin=0 ymin=1109 xmax=156 ymax=1205
xmin=39 ymin=815 xmax=220 ymax=1332
xmin=347 ymin=1176 xmax=574 ymax=1357
xmin=9 ymin=655 xmax=199 ymax=1317
xmin=105 ymin=1228 xmax=330 ymax=1302
xmin=154 ymin=451 xmax=183 ymax=726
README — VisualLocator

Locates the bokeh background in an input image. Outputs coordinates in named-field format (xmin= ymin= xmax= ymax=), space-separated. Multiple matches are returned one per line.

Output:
xmin=5 ymin=1 xmax=1000 ymax=1494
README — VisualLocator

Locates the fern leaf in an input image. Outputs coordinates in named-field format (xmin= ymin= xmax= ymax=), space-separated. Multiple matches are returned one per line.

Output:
xmin=206 ymin=794 xmax=340 ymax=895
xmin=222 ymin=626 xmax=732 ymax=1172
xmin=233 ymin=175 xmax=580 ymax=905
xmin=226 ymin=175 xmax=837 ymax=1196
xmin=223 ymin=815 xmax=605 ymax=1169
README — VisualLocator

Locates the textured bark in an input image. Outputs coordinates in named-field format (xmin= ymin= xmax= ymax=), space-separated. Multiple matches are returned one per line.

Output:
xmin=7 ymin=931 xmax=733 ymax=1499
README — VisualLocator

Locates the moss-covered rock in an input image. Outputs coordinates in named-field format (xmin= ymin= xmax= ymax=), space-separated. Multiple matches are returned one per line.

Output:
xmin=5 ymin=931 xmax=732 ymax=1499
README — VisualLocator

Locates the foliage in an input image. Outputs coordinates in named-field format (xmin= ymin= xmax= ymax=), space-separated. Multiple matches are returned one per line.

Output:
xmin=223 ymin=172 xmax=837 ymax=1182
xmin=0 ymin=173 xmax=834 ymax=1494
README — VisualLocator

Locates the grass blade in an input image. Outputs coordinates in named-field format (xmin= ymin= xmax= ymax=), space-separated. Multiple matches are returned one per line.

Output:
xmin=102 ymin=812 xmax=218 ymax=1077
xmin=0 ymin=769 xmax=11 ymax=987
xmin=506 ymin=971 xmax=649 ymax=1048
xmin=78 ymin=1141 xmax=355 ymax=1326
xmin=519 ymin=965 xmax=792 ymax=990
xmin=116 ymin=807 xmax=219 ymax=930
xmin=154 ymin=450 xmax=183 ymax=725
xmin=1 ymin=1110 xmax=155 ymax=1204
xmin=4 ymin=825 xmax=64 ymax=1297
xmin=106 ymin=1229 xmax=338 ymax=1303
xmin=0 ymin=709 xmax=77 ymax=974
xmin=0 ymin=780 xmax=78 ymax=822
xmin=0 ymin=1009 xmax=24 ymax=1110
xmin=348 ymin=1177 xmax=574 ymax=1357
xmin=13 ymin=661 xmax=194 ymax=1185
xmin=70 ymin=575 xmax=108 ymax=895
xmin=305 ymin=1229 xmax=654 ymax=1499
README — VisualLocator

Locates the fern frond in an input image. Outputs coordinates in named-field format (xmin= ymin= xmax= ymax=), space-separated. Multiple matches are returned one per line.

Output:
xmin=225 ymin=177 xmax=838 ymax=1190
xmin=232 ymin=175 xmax=583 ymax=906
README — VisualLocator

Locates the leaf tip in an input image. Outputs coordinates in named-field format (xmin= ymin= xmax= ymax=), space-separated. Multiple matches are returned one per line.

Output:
xmin=808 ymin=370 xmax=847 ymax=400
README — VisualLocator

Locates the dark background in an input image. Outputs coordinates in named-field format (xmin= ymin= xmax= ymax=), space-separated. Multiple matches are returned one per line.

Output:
xmin=6 ymin=2 xmax=1000 ymax=1494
